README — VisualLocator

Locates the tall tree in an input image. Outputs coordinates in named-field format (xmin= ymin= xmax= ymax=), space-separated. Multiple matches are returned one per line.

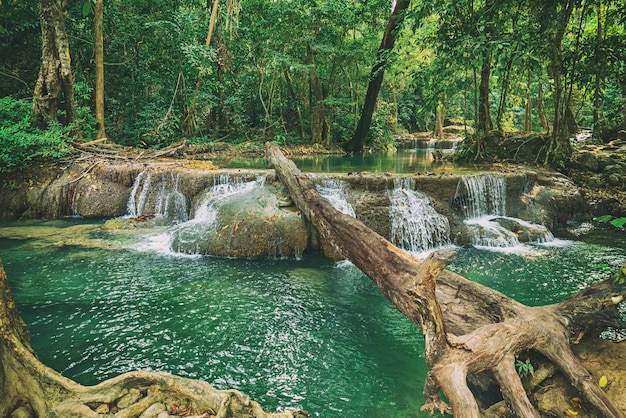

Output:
xmin=476 ymin=0 xmax=494 ymax=133
xmin=344 ymin=0 xmax=410 ymax=152
xmin=32 ymin=0 xmax=81 ymax=138
xmin=95 ymin=0 xmax=106 ymax=140
xmin=534 ymin=0 xmax=579 ymax=163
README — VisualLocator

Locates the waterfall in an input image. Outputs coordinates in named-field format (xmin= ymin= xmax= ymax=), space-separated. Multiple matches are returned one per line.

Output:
xmin=456 ymin=174 xmax=554 ymax=248
xmin=455 ymin=174 xmax=506 ymax=219
xmin=127 ymin=170 xmax=188 ymax=221
xmin=127 ymin=170 xmax=152 ymax=217
xmin=316 ymin=179 xmax=355 ymax=217
xmin=164 ymin=176 xmax=265 ymax=255
xmin=389 ymin=178 xmax=450 ymax=252
xmin=154 ymin=173 xmax=188 ymax=222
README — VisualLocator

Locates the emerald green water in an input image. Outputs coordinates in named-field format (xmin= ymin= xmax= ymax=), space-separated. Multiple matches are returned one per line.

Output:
xmin=1 ymin=220 xmax=625 ymax=417
xmin=213 ymin=149 xmax=484 ymax=174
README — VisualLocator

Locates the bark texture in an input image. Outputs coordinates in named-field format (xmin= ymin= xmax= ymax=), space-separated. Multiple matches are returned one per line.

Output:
xmin=266 ymin=143 xmax=626 ymax=418
xmin=0 ymin=259 xmax=300 ymax=418
xmin=32 ymin=0 xmax=80 ymax=134
xmin=344 ymin=0 xmax=410 ymax=152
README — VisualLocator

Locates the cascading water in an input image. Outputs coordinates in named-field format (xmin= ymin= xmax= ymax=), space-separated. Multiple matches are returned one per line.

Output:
xmin=144 ymin=175 xmax=265 ymax=256
xmin=455 ymin=174 xmax=554 ymax=248
xmin=153 ymin=173 xmax=188 ymax=222
xmin=315 ymin=179 xmax=355 ymax=217
xmin=127 ymin=170 xmax=188 ymax=221
xmin=456 ymin=174 xmax=507 ymax=219
xmin=389 ymin=178 xmax=450 ymax=253
xmin=127 ymin=170 xmax=152 ymax=217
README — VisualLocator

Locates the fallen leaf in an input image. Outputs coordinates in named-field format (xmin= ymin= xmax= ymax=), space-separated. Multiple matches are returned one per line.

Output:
xmin=599 ymin=375 xmax=608 ymax=388
xmin=565 ymin=409 xmax=579 ymax=417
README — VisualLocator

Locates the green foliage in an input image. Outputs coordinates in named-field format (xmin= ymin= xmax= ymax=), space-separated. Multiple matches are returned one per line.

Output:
xmin=515 ymin=358 xmax=535 ymax=378
xmin=611 ymin=265 xmax=626 ymax=285
xmin=0 ymin=97 xmax=72 ymax=172
xmin=595 ymin=215 xmax=626 ymax=229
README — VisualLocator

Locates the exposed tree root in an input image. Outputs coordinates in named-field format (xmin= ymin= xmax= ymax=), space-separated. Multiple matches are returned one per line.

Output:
xmin=266 ymin=142 xmax=626 ymax=418
xmin=0 ymin=261 xmax=302 ymax=418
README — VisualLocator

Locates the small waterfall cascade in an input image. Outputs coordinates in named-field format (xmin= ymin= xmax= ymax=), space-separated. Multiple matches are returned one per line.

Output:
xmin=126 ymin=170 xmax=188 ymax=221
xmin=66 ymin=182 xmax=81 ymax=218
xmin=127 ymin=170 xmax=152 ymax=217
xmin=160 ymin=176 xmax=266 ymax=255
xmin=389 ymin=178 xmax=450 ymax=252
xmin=153 ymin=172 xmax=188 ymax=222
xmin=455 ymin=174 xmax=507 ymax=219
xmin=191 ymin=175 xmax=261 ymax=224
xmin=455 ymin=174 xmax=554 ymax=248
xmin=315 ymin=179 xmax=356 ymax=217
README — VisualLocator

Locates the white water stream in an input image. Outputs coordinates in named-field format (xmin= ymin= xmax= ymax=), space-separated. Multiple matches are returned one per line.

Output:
xmin=389 ymin=178 xmax=451 ymax=254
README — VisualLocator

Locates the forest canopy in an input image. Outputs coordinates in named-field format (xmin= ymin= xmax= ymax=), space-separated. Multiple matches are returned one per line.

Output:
xmin=0 ymin=0 xmax=625 ymax=165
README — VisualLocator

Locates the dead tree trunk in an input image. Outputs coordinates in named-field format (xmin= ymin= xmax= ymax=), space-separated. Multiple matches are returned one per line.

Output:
xmin=266 ymin=143 xmax=626 ymax=418
xmin=0 ymin=260 xmax=298 ymax=418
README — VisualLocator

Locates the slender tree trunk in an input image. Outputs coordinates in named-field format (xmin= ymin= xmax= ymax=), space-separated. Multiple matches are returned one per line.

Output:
xmin=545 ymin=1 xmax=575 ymax=163
xmin=434 ymin=98 xmax=444 ymax=139
xmin=537 ymin=77 xmax=550 ymax=133
xmin=477 ymin=53 xmax=493 ymax=133
xmin=32 ymin=0 xmax=81 ymax=139
xmin=344 ymin=0 xmax=410 ymax=152
xmin=524 ymin=69 xmax=532 ymax=132
xmin=593 ymin=0 xmax=605 ymax=138
xmin=283 ymin=67 xmax=305 ymax=140
xmin=306 ymin=44 xmax=328 ymax=146
xmin=182 ymin=0 xmax=220 ymax=134
xmin=95 ymin=0 xmax=106 ymax=140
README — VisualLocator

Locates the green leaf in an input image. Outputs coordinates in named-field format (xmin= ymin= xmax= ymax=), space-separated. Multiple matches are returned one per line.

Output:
xmin=82 ymin=0 xmax=94 ymax=17
xmin=595 ymin=215 xmax=613 ymax=223
xmin=610 ymin=217 xmax=626 ymax=228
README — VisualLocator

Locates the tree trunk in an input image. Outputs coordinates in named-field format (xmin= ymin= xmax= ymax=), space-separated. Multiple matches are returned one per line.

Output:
xmin=32 ymin=0 xmax=81 ymax=138
xmin=477 ymin=53 xmax=493 ymax=133
xmin=95 ymin=0 xmax=106 ymax=140
xmin=306 ymin=44 xmax=328 ymax=146
xmin=434 ymin=98 xmax=444 ymax=139
xmin=537 ymin=77 xmax=550 ymax=133
xmin=266 ymin=142 xmax=626 ymax=418
xmin=593 ymin=0 xmax=606 ymax=138
xmin=544 ymin=1 xmax=575 ymax=164
xmin=182 ymin=0 xmax=220 ymax=135
xmin=283 ymin=67 xmax=305 ymax=140
xmin=0 ymin=259 xmax=298 ymax=418
xmin=344 ymin=0 xmax=410 ymax=152
xmin=524 ymin=69 xmax=532 ymax=132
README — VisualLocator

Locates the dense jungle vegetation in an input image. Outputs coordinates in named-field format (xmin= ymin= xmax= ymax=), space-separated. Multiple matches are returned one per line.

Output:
xmin=0 ymin=0 xmax=625 ymax=170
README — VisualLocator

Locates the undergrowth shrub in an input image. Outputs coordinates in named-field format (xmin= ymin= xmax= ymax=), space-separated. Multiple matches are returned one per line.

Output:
xmin=0 ymin=97 xmax=72 ymax=172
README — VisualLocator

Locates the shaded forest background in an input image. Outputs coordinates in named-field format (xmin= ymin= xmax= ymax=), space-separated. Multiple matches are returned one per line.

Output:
xmin=1 ymin=0 xmax=625 ymax=169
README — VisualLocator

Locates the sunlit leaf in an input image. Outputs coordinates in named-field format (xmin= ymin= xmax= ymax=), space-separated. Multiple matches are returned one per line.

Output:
xmin=595 ymin=215 xmax=613 ymax=223
xmin=610 ymin=217 xmax=626 ymax=228
xmin=599 ymin=375 xmax=608 ymax=388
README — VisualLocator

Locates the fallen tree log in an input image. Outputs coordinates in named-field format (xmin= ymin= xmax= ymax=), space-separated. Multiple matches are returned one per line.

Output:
xmin=0 ymin=260 xmax=301 ymax=417
xmin=266 ymin=143 xmax=626 ymax=418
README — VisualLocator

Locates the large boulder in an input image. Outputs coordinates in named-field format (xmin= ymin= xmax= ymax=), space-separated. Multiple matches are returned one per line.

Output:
xmin=170 ymin=182 xmax=307 ymax=258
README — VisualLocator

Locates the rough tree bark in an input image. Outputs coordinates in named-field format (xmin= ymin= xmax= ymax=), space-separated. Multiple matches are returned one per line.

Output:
xmin=0 ymin=259 xmax=300 ymax=417
xmin=95 ymin=0 xmax=107 ymax=141
xmin=266 ymin=143 xmax=626 ymax=418
xmin=32 ymin=0 xmax=81 ymax=138
xmin=306 ymin=44 xmax=328 ymax=146
xmin=344 ymin=0 xmax=410 ymax=152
